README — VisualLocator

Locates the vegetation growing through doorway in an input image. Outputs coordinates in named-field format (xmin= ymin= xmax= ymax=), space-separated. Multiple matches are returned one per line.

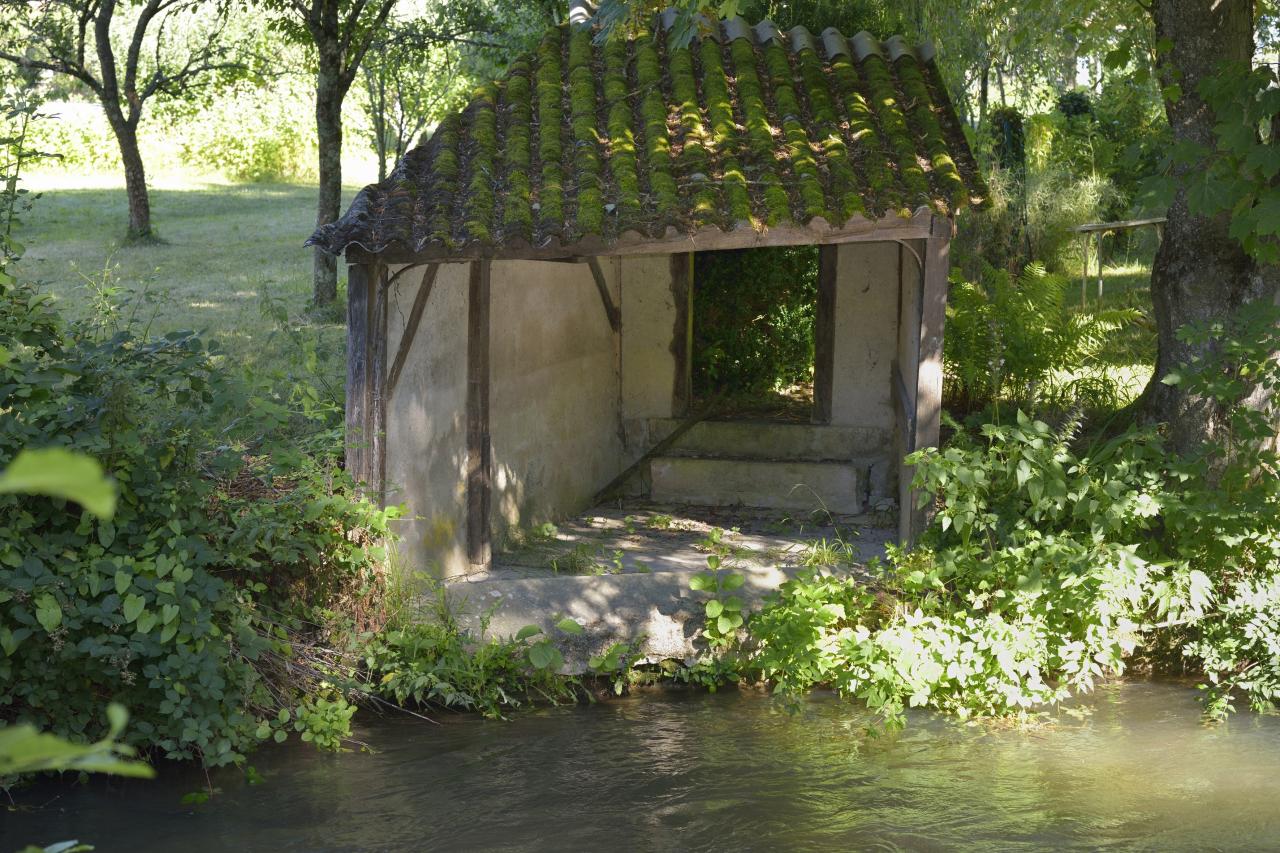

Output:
xmin=692 ymin=246 xmax=818 ymax=415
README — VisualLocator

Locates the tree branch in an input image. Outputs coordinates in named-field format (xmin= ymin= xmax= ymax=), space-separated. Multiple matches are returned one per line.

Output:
xmin=0 ymin=49 xmax=103 ymax=95
xmin=339 ymin=0 xmax=397 ymax=88
xmin=94 ymin=0 xmax=123 ymax=114
xmin=125 ymin=0 xmax=168 ymax=117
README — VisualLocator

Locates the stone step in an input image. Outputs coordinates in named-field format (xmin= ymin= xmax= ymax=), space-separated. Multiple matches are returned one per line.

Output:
xmin=644 ymin=418 xmax=890 ymax=461
xmin=649 ymin=456 xmax=862 ymax=514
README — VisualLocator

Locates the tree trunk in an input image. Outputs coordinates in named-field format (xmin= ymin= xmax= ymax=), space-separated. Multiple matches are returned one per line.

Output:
xmin=313 ymin=64 xmax=344 ymax=307
xmin=106 ymin=114 xmax=152 ymax=240
xmin=979 ymin=60 xmax=990 ymax=126
xmin=1140 ymin=0 xmax=1280 ymax=453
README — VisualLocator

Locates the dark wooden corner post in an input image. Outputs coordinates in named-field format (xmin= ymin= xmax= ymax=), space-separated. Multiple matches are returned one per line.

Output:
xmin=346 ymin=262 xmax=388 ymax=501
xmin=897 ymin=224 xmax=951 ymax=545
xmin=669 ymin=253 xmax=694 ymax=416
xmin=466 ymin=259 xmax=493 ymax=572
xmin=813 ymin=244 xmax=838 ymax=424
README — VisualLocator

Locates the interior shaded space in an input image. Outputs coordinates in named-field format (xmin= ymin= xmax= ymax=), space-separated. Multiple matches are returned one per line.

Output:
xmin=474 ymin=501 xmax=896 ymax=583
xmin=701 ymin=386 xmax=816 ymax=423
xmin=692 ymin=246 xmax=819 ymax=424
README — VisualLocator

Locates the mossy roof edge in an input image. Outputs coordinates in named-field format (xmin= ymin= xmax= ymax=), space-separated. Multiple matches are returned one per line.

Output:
xmin=310 ymin=16 xmax=987 ymax=259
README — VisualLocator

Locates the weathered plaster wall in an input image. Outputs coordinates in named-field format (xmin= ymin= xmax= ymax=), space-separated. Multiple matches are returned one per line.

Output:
xmin=384 ymin=263 xmax=471 ymax=578
xmin=827 ymin=241 xmax=911 ymax=499
xmin=488 ymin=260 xmax=624 ymax=548
xmin=830 ymin=241 xmax=900 ymax=431
xmin=617 ymin=254 xmax=681 ymax=484
xmin=620 ymin=255 xmax=679 ymax=422
xmin=383 ymin=259 xmax=639 ymax=578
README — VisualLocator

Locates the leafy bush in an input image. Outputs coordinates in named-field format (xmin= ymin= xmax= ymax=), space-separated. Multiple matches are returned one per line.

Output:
xmin=692 ymin=246 xmax=816 ymax=396
xmin=362 ymin=588 xmax=578 ymax=719
xmin=0 ymin=278 xmax=396 ymax=765
xmin=743 ymin=303 xmax=1280 ymax=726
xmin=943 ymin=262 xmax=1141 ymax=413
xmin=175 ymin=84 xmax=316 ymax=183
xmin=747 ymin=414 xmax=1162 ymax=724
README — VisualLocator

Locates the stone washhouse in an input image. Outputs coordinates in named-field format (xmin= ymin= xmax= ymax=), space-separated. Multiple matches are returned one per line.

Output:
xmin=310 ymin=12 xmax=987 ymax=587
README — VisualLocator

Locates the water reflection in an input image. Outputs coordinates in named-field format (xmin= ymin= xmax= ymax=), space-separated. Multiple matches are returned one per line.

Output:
xmin=4 ymin=680 xmax=1279 ymax=852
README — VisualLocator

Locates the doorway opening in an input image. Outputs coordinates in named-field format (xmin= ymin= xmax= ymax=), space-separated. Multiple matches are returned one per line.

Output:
xmin=692 ymin=245 xmax=825 ymax=422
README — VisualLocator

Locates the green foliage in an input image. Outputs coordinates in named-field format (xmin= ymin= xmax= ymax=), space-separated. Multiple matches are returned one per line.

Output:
xmin=291 ymin=696 xmax=357 ymax=750
xmin=0 ymin=703 xmax=153 ymax=781
xmin=988 ymin=107 xmax=1025 ymax=175
xmin=943 ymin=262 xmax=1141 ymax=413
xmin=0 ymin=448 xmax=115 ymax=519
xmin=0 ymin=273 xmax=396 ymax=766
xmin=744 ymin=301 xmax=1280 ymax=726
xmin=1177 ymin=61 xmax=1280 ymax=263
xmin=362 ymin=589 xmax=578 ymax=719
xmin=1155 ymin=303 xmax=1280 ymax=715
xmin=693 ymin=246 xmax=817 ymax=397
xmin=588 ymin=638 xmax=645 ymax=696
xmin=177 ymin=83 xmax=317 ymax=183
xmin=689 ymin=559 xmax=746 ymax=649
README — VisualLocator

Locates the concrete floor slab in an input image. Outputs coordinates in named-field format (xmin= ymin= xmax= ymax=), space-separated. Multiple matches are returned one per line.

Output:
xmin=441 ymin=502 xmax=895 ymax=672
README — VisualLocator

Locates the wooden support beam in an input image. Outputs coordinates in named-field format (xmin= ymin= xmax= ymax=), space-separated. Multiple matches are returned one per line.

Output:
xmin=915 ymin=234 xmax=949 ymax=454
xmin=385 ymin=264 xmax=439 ymax=400
xmin=899 ymin=231 xmax=950 ymax=545
xmin=587 ymin=257 xmax=622 ymax=332
xmin=345 ymin=263 xmax=373 ymax=490
xmin=466 ymin=259 xmax=492 ymax=572
xmin=669 ymin=252 xmax=694 ymax=416
xmin=370 ymin=263 xmax=389 ymax=505
xmin=812 ymin=245 xmax=837 ymax=424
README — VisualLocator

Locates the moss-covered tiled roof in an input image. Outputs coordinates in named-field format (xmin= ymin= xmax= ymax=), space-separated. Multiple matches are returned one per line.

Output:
xmin=311 ymin=17 xmax=986 ymax=259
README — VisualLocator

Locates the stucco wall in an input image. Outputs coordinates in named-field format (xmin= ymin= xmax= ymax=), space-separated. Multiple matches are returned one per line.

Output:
xmin=830 ymin=241 xmax=901 ymax=433
xmin=488 ymin=260 xmax=624 ymax=549
xmin=383 ymin=258 xmax=651 ymax=578
xmin=827 ymin=241 xmax=910 ymax=499
xmin=383 ymin=262 xmax=471 ymax=578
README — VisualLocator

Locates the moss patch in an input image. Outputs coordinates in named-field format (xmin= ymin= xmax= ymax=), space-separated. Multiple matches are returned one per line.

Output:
xmin=534 ymin=29 xmax=565 ymax=235
xmin=636 ymin=33 xmax=679 ymax=222
xmin=728 ymin=38 xmax=790 ymax=226
xmin=317 ymin=22 xmax=986 ymax=254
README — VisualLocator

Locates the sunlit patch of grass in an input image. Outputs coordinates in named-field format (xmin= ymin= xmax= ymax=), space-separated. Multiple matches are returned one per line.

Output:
xmin=15 ymin=168 xmax=366 ymax=386
xmin=799 ymin=536 xmax=860 ymax=569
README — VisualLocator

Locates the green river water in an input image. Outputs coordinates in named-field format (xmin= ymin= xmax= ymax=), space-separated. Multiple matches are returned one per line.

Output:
xmin=4 ymin=680 xmax=1279 ymax=851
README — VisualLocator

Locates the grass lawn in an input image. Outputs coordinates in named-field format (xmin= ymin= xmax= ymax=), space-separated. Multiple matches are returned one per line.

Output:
xmin=15 ymin=169 xmax=362 ymax=386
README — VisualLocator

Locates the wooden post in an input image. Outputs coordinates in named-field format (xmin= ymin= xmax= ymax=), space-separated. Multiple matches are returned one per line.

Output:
xmin=370 ymin=265 xmax=389 ymax=505
xmin=812 ymin=244 xmax=837 ymax=424
xmin=466 ymin=259 xmax=492 ymax=572
xmin=1080 ymin=234 xmax=1089 ymax=308
xmin=1096 ymin=231 xmax=1104 ymax=304
xmin=346 ymin=263 xmax=374 ymax=490
xmin=669 ymin=252 xmax=694 ymax=416
xmin=915 ymin=234 xmax=949 ymax=457
xmin=899 ymin=229 xmax=950 ymax=545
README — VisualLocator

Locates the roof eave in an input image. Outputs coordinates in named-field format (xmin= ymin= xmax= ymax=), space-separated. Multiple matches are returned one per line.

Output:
xmin=341 ymin=209 xmax=950 ymax=266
